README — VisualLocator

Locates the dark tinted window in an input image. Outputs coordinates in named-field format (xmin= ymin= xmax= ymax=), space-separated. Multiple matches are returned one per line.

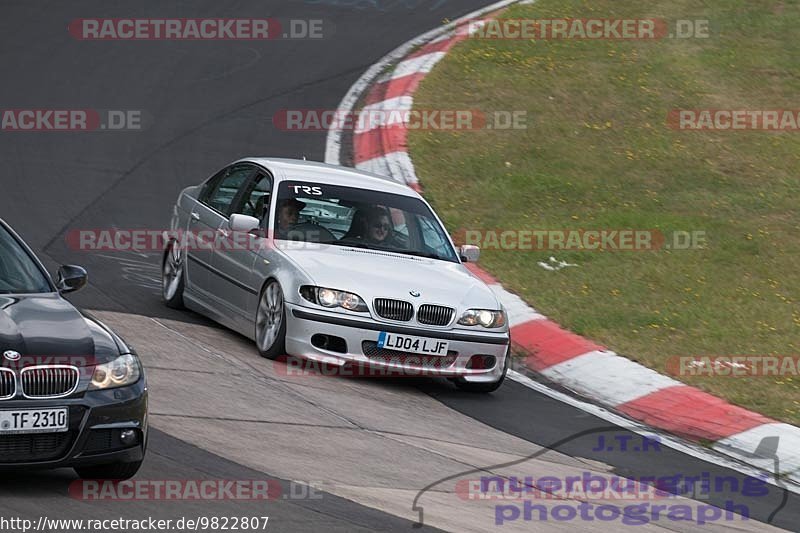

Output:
xmin=0 ymin=226 xmax=51 ymax=294
xmin=202 ymin=165 xmax=254 ymax=215
xmin=236 ymin=173 xmax=273 ymax=222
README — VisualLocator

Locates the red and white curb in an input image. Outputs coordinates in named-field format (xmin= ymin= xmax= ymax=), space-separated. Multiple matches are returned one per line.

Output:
xmin=324 ymin=1 xmax=800 ymax=486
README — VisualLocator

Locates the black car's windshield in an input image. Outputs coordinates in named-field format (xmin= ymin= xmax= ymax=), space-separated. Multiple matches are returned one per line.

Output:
xmin=0 ymin=225 xmax=51 ymax=294
xmin=274 ymin=181 xmax=459 ymax=263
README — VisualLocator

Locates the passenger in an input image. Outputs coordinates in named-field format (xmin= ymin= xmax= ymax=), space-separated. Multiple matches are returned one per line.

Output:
xmin=363 ymin=206 xmax=403 ymax=248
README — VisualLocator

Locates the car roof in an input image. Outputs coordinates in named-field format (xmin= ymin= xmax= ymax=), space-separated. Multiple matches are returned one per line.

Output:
xmin=238 ymin=158 xmax=421 ymax=198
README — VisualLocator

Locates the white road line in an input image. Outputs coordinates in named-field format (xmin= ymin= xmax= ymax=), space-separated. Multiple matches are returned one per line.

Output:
xmin=488 ymin=283 xmax=545 ymax=326
xmin=539 ymin=350 xmax=683 ymax=407
xmin=354 ymin=96 xmax=415 ymax=134
xmin=714 ymin=423 xmax=800 ymax=479
xmin=325 ymin=0 xmax=528 ymax=166
xmin=388 ymin=51 xmax=447 ymax=80
xmin=355 ymin=151 xmax=418 ymax=185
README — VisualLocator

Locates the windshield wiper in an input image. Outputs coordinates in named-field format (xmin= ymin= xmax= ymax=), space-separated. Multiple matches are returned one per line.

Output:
xmin=397 ymin=250 xmax=443 ymax=260
xmin=332 ymin=241 xmax=448 ymax=261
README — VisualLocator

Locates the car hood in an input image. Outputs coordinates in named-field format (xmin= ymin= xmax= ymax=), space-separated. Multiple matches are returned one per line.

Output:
xmin=279 ymin=246 xmax=500 ymax=311
xmin=0 ymin=294 xmax=120 ymax=367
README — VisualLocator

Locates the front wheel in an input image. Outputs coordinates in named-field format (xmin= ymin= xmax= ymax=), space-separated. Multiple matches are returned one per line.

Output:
xmin=454 ymin=348 xmax=510 ymax=394
xmin=162 ymin=240 xmax=185 ymax=309
xmin=74 ymin=460 xmax=142 ymax=480
xmin=255 ymin=280 xmax=286 ymax=360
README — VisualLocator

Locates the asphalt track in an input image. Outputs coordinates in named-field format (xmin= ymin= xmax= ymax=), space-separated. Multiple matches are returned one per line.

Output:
xmin=1 ymin=1 xmax=798 ymax=531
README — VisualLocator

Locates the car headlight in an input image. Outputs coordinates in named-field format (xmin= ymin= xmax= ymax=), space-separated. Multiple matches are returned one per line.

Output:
xmin=458 ymin=309 xmax=506 ymax=328
xmin=300 ymin=286 xmax=368 ymax=312
xmin=90 ymin=354 xmax=142 ymax=390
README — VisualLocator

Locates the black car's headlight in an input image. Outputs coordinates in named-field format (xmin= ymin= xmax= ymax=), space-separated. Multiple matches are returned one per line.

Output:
xmin=300 ymin=286 xmax=368 ymax=312
xmin=458 ymin=309 xmax=506 ymax=328
xmin=89 ymin=354 xmax=142 ymax=390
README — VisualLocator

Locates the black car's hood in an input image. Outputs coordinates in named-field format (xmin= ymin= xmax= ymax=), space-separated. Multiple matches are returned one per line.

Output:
xmin=0 ymin=294 xmax=100 ymax=367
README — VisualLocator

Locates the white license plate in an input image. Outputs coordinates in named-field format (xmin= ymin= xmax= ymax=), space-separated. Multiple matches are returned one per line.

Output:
xmin=0 ymin=408 xmax=68 ymax=434
xmin=377 ymin=332 xmax=449 ymax=356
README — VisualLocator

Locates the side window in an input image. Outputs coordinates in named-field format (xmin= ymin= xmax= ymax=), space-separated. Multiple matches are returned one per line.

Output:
xmin=201 ymin=165 xmax=253 ymax=215
xmin=418 ymin=216 xmax=450 ymax=255
xmin=236 ymin=174 xmax=273 ymax=221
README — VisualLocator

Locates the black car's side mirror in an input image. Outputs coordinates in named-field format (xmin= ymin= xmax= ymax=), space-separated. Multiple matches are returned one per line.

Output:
xmin=56 ymin=265 xmax=88 ymax=294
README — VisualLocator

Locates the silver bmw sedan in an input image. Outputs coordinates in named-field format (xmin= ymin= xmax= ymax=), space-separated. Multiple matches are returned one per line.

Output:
xmin=162 ymin=158 xmax=510 ymax=392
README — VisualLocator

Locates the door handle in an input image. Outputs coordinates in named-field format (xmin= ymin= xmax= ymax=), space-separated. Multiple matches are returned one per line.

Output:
xmin=217 ymin=228 xmax=230 ymax=238
xmin=190 ymin=212 xmax=200 ymax=221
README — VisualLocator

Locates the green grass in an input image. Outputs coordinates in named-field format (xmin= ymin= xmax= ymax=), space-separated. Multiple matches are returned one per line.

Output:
xmin=409 ymin=0 xmax=800 ymax=424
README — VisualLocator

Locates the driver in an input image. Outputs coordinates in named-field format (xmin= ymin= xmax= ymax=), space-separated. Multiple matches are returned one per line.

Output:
xmin=275 ymin=198 xmax=306 ymax=239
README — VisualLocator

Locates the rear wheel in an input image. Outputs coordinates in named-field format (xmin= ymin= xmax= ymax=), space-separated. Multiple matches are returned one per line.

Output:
xmin=162 ymin=240 xmax=185 ymax=309
xmin=256 ymin=280 xmax=286 ymax=360
xmin=454 ymin=347 xmax=510 ymax=394
xmin=74 ymin=460 xmax=142 ymax=480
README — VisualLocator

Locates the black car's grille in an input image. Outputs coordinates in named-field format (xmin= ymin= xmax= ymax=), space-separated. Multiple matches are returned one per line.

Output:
xmin=362 ymin=341 xmax=457 ymax=368
xmin=0 ymin=369 xmax=15 ymax=399
xmin=374 ymin=299 xmax=414 ymax=322
xmin=417 ymin=304 xmax=455 ymax=326
xmin=84 ymin=429 xmax=116 ymax=453
xmin=83 ymin=429 xmax=133 ymax=455
xmin=0 ymin=432 xmax=74 ymax=462
xmin=21 ymin=366 xmax=79 ymax=398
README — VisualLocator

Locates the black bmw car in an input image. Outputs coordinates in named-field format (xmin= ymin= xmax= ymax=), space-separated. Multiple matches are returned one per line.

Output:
xmin=0 ymin=218 xmax=147 ymax=479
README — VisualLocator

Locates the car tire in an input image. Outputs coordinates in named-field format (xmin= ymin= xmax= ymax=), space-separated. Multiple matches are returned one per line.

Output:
xmin=255 ymin=279 xmax=287 ymax=360
xmin=454 ymin=347 xmax=510 ymax=394
xmin=74 ymin=460 xmax=143 ymax=480
xmin=162 ymin=240 xmax=185 ymax=309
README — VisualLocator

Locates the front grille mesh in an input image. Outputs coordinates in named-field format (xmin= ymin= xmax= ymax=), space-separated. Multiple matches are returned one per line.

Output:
xmin=84 ymin=429 xmax=116 ymax=453
xmin=417 ymin=304 xmax=455 ymax=326
xmin=21 ymin=366 xmax=79 ymax=398
xmin=0 ymin=369 xmax=15 ymax=399
xmin=374 ymin=299 xmax=414 ymax=322
xmin=0 ymin=432 xmax=73 ymax=462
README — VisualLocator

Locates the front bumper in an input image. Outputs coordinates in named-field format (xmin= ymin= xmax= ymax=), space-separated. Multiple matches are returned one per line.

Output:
xmin=285 ymin=303 xmax=510 ymax=383
xmin=0 ymin=379 xmax=148 ymax=470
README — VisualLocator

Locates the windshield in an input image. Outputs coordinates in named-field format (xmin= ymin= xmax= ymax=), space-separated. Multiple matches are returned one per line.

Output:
xmin=0 ymin=225 xmax=51 ymax=294
xmin=274 ymin=181 xmax=459 ymax=263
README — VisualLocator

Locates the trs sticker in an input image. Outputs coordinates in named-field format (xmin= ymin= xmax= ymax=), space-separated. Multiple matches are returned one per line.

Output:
xmin=290 ymin=185 xmax=322 ymax=196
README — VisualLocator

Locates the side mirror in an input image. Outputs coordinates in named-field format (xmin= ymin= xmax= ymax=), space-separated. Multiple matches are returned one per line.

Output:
xmin=460 ymin=245 xmax=480 ymax=263
xmin=56 ymin=265 xmax=88 ymax=294
xmin=228 ymin=214 xmax=261 ymax=234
